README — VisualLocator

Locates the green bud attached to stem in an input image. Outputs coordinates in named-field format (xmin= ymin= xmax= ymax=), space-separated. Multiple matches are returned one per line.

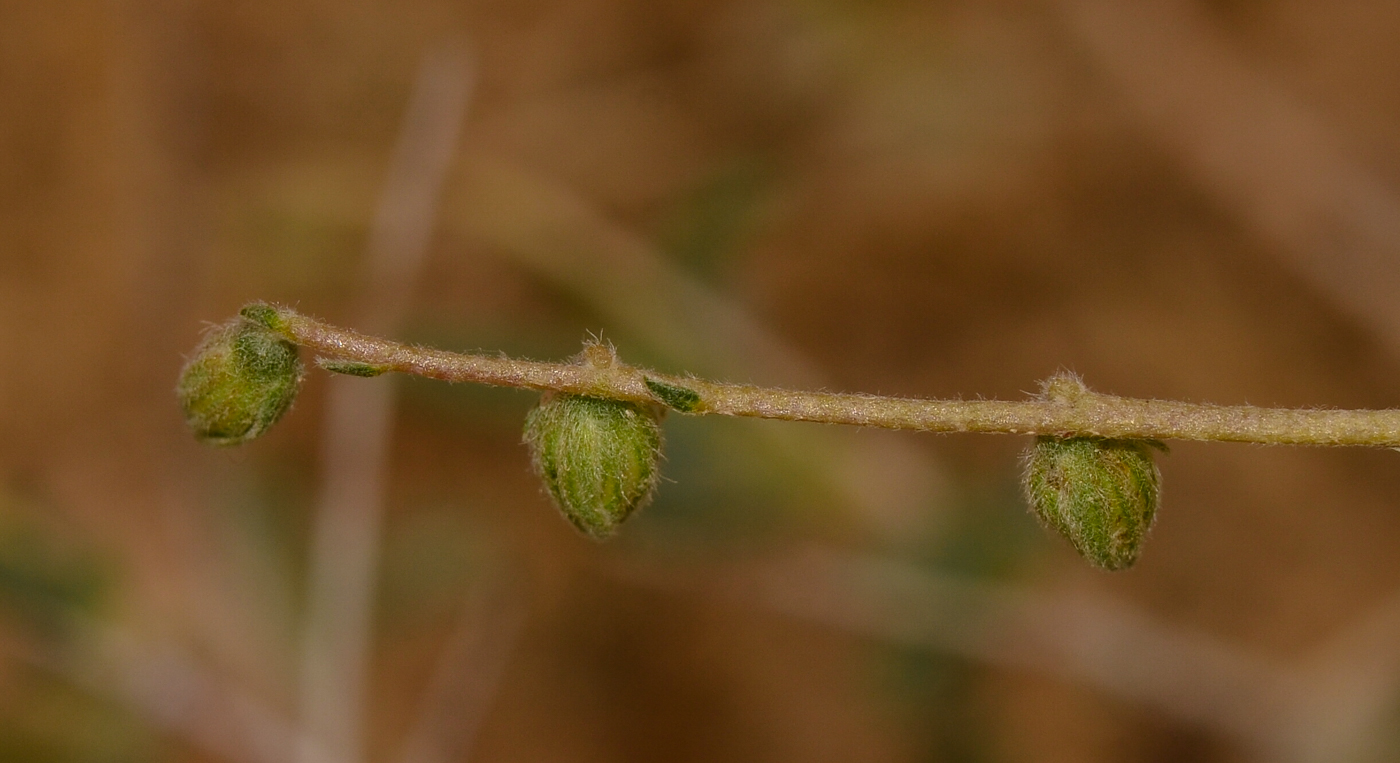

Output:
xmin=177 ymin=314 xmax=304 ymax=446
xmin=1022 ymin=436 xmax=1162 ymax=571
xmin=524 ymin=394 xmax=663 ymax=540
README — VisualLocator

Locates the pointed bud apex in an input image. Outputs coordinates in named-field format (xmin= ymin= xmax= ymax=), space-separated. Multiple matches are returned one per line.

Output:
xmin=524 ymin=394 xmax=662 ymax=539
xmin=1022 ymin=437 xmax=1161 ymax=571
xmin=177 ymin=316 xmax=304 ymax=446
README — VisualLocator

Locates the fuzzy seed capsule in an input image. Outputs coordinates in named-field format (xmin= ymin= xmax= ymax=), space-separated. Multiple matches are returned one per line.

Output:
xmin=1022 ymin=436 xmax=1161 ymax=571
xmin=177 ymin=317 xmax=303 ymax=446
xmin=524 ymin=394 xmax=662 ymax=539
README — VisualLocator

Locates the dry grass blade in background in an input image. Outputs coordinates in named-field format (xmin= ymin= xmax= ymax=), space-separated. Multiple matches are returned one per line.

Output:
xmin=393 ymin=571 xmax=528 ymax=763
xmin=296 ymin=41 xmax=473 ymax=763
xmin=616 ymin=545 xmax=1400 ymax=763
xmin=1057 ymin=0 xmax=1400 ymax=354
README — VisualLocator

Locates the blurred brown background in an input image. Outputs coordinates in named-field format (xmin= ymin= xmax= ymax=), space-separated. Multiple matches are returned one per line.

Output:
xmin=4 ymin=0 xmax=1400 ymax=761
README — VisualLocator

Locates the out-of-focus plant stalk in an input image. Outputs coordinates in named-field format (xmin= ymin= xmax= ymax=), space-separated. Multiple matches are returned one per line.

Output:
xmin=294 ymin=42 xmax=473 ymax=763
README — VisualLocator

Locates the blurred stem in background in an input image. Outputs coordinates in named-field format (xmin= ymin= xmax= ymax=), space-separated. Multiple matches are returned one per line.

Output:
xmin=1056 ymin=0 xmax=1400 ymax=356
xmin=294 ymin=41 xmax=473 ymax=763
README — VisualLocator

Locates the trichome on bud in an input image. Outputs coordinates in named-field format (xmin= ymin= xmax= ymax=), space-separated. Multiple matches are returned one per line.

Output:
xmin=1022 ymin=436 xmax=1162 ymax=571
xmin=524 ymin=394 xmax=662 ymax=540
xmin=177 ymin=315 xmax=304 ymax=446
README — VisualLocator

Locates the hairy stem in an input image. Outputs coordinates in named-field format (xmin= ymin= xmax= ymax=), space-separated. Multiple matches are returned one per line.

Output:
xmin=260 ymin=305 xmax=1400 ymax=448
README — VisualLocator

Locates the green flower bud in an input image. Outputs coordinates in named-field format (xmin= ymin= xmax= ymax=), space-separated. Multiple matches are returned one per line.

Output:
xmin=1022 ymin=436 xmax=1161 ymax=571
xmin=523 ymin=394 xmax=662 ymax=540
xmin=177 ymin=316 xmax=303 ymax=446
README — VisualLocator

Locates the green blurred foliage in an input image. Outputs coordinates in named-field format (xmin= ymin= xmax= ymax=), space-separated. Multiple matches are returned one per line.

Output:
xmin=0 ymin=680 xmax=154 ymax=763
xmin=0 ymin=495 xmax=110 ymax=637
xmin=379 ymin=506 xmax=490 ymax=633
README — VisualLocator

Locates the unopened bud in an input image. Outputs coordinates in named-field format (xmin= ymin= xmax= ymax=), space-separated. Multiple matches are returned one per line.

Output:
xmin=524 ymin=394 xmax=662 ymax=539
xmin=177 ymin=316 xmax=303 ymax=446
xmin=1022 ymin=436 xmax=1161 ymax=571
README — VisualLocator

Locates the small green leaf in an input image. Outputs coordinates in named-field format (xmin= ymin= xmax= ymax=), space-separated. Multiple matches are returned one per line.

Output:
xmin=523 ymin=395 xmax=663 ymax=539
xmin=645 ymin=378 xmax=702 ymax=412
xmin=318 ymin=358 xmax=390 ymax=377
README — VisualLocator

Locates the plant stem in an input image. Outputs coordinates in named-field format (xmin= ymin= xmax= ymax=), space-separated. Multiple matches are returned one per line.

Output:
xmin=265 ymin=306 xmax=1400 ymax=448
